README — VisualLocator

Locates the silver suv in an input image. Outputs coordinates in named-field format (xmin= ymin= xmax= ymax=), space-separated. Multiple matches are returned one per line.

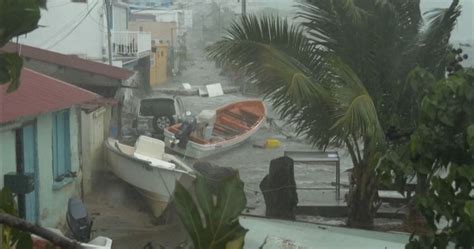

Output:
xmin=132 ymin=96 xmax=186 ymax=135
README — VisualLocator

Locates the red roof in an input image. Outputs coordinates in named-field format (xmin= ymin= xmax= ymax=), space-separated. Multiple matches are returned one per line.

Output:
xmin=1 ymin=42 xmax=134 ymax=80
xmin=0 ymin=69 xmax=100 ymax=124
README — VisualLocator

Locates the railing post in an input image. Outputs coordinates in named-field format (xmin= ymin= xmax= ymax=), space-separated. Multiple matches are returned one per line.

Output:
xmin=108 ymin=31 xmax=150 ymax=59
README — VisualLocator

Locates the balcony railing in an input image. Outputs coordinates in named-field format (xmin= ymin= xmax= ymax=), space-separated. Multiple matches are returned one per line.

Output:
xmin=111 ymin=31 xmax=151 ymax=59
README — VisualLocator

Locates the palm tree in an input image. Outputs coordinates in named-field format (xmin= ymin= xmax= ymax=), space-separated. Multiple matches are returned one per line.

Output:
xmin=207 ymin=0 xmax=461 ymax=228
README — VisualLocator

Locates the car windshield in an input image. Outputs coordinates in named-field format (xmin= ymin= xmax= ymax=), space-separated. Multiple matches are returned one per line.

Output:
xmin=139 ymin=98 xmax=175 ymax=117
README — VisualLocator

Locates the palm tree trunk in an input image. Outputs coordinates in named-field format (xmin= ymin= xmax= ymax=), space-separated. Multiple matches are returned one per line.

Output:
xmin=347 ymin=162 xmax=378 ymax=229
xmin=346 ymin=138 xmax=379 ymax=229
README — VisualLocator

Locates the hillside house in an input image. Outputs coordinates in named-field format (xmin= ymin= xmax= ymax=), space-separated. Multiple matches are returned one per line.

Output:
xmin=0 ymin=69 xmax=100 ymax=227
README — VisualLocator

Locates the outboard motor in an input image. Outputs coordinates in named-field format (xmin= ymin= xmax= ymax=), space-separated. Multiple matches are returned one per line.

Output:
xmin=66 ymin=198 xmax=92 ymax=242
xmin=172 ymin=112 xmax=196 ymax=149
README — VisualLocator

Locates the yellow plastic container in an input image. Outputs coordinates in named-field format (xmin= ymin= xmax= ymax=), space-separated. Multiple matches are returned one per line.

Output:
xmin=265 ymin=139 xmax=281 ymax=149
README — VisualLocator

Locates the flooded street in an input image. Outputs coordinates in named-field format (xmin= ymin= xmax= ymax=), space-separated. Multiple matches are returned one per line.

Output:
xmin=136 ymin=23 xmax=356 ymax=214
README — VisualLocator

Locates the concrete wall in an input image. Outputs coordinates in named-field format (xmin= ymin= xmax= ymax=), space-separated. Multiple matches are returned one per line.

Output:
xmin=0 ymin=108 xmax=82 ymax=228
xmin=23 ymin=59 xmax=123 ymax=97
xmin=36 ymin=108 xmax=81 ymax=227
xmin=150 ymin=44 xmax=168 ymax=87
xmin=19 ymin=0 xmax=105 ymax=61
xmin=0 ymin=130 xmax=17 ymax=188
xmin=113 ymin=5 xmax=128 ymax=32
xmin=129 ymin=56 xmax=151 ymax=89
xmin=128 ymin=21 xmax=177 ymax=44
xmin=18 ymin=0 xmax=135 ymax=62
xmin=81 ymin=106 xmax=111 ymax=195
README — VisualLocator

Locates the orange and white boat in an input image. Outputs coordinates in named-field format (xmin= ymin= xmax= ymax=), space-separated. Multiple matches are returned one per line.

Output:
xmin=164 ymin=100 xmax=267 ymax=159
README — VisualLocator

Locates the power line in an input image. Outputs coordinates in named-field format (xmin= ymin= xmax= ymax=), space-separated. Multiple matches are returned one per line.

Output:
xmin=49 ymin=2 xmax=72 ymax=8
xmin=47 ymin=1 xmax=100 ymax=49
xmin=38 ymin=5 xmax=93 ymax=47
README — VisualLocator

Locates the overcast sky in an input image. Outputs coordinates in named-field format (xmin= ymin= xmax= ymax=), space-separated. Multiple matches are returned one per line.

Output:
xmin=248 ymin=0 xmax=473 ymax=42
xmin=421 ymin=0 xmax=474 ymax=42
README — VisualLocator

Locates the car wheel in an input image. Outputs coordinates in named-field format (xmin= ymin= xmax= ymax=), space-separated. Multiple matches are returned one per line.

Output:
xmin=152 ymin=115 xmax=175 ymax=133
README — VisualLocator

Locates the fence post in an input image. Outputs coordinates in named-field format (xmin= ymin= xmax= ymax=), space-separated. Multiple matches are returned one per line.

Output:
xmin=259 ymin=156 xmax=298 ymax=220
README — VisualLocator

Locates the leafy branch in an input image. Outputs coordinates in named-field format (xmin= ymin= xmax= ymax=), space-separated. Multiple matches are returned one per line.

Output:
xmin=0 ymin=0 xmax=46 ymax=92
xmin=0 ymin=213 xmax=81 ymax=249
xmin=1 ymin=188 xmax=81 ymax=249
xmin=379 ymin=68 xmax=474 ymax=249
xmin=174 ymin=170 xmax=248 ymax=249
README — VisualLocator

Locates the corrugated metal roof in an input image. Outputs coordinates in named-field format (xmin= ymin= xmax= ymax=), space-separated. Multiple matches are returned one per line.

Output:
xmin=0 ymin=68 xmax=100 ymax=124
xmin=0 ymin=42 xmax=134 ymax=80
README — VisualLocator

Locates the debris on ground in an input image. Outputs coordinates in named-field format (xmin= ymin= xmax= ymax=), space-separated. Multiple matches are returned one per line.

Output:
xmin=264 ymin=139 xmax=281 ymax=149
xmin=181 ymin=83 xmax=192 ymax=90
xmin=206 ymin=83 xmax=224 ymax=97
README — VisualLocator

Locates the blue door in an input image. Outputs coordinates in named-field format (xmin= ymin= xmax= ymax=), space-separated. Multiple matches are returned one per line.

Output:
xmin=22 ymin=124 xmax=39 ymax=223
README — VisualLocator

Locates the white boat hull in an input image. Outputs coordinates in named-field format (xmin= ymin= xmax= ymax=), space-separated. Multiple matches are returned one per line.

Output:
xmin=105 ymin=138 xmax=194 ymax=217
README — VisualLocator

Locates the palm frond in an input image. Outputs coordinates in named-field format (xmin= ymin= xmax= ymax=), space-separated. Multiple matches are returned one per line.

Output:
xmin=207 ymin=0 xmax=460 ymax=151
xmin=326 ymin=57 xmax=385 ymax=145
xmin=207 ymin=15 xmax=339 ymax=148
xmin=416 ymin=0 xmax=461 ymax=76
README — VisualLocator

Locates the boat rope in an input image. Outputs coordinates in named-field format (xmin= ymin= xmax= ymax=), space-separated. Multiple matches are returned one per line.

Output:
xmin=197 ymin=173 xmax=300 ymax=195
xmin=155 ymin=168 xmax=178 ymax=225
xmin=156 ymin=166 xmax=174 ymax=203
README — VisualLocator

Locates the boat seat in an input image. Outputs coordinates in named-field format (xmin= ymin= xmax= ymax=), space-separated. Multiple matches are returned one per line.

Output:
xmin=134 ymin=153 xmax=176 ymax=170
xmin=132 ymin=136 xmax=175 ymax=169
xmin=223 ymin=109 xmax=258 ymax=125
xmin=214 ymin=123 xmax=240 ymax=136
xmin=223 ymin=110 xmax=243 ymax=120
xmin=240 ymin=106 xmax=259 ymax=118
xmin=220 ymin=116 xmax=249 ymax=131
xmin=240 ymin=107 xmax=260 ymax=124
xmin=134 ymin=135 xmax=165 ymax=160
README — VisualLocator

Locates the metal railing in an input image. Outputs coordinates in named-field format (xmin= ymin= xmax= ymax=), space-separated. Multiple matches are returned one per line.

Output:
xmin=284 ymin=150 xmax=342 ymax=200
xmin=111 ymin=31 xmax=151 ymax=59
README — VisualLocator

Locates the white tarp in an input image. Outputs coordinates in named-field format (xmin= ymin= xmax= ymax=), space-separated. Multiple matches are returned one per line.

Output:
xmin=206 ymin=83 xmax=224 ymax=97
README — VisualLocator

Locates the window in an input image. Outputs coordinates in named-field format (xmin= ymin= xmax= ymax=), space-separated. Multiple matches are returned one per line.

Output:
xmin=52 ymin=110 xmax=71 ymax=180
xmin=139 ymin=98 xmax=175 ymax=117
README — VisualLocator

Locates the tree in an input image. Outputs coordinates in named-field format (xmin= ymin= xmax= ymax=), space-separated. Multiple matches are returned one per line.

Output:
xmin=379 ymin=66 xmax=474 ymax=248
xmin=0 ymin=0 xmax=45 ymax=92
xmin=207 ymin=0 xmax=461 ymax=228
xmin=1 ymin=188 xmax=81 ymax=249
xmin=174 ymin=165 xmax=248 ymax=249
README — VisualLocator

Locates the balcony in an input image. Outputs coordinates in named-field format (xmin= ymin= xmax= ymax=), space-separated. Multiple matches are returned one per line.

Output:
xmin=111 ymin=31 xmax=151 ymax=60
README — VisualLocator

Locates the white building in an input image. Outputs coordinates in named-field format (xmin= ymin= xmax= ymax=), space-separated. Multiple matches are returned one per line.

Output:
xmin=19 ymin=0 xmax=152 ymax=67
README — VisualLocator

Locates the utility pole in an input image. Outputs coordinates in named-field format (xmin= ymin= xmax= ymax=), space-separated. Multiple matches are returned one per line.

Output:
xmin=105 ymin=0 xmax=113 ymax=65
xmin=241 ymin=0 xmax=246 ymax=16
